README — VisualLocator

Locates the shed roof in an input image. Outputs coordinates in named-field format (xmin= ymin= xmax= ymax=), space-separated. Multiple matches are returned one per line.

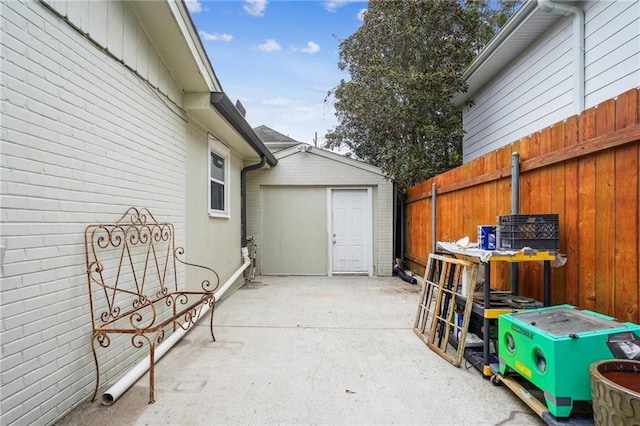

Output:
xmin=253 ymin=125 xmax=300 ymax=153
xmin=275 ymin=144 xmax=387 ymax=177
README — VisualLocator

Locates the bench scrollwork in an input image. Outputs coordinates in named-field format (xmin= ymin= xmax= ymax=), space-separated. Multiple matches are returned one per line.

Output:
xmin=85 ymin=207 xmax=218 ymax=403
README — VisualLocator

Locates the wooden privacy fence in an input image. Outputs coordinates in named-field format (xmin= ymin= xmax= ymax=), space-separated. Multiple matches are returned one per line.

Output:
xmin=405 ymin=88 xmax=640 ymax=325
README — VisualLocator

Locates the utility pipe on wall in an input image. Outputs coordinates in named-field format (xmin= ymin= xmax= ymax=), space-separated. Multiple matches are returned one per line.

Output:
xmin=431 ymin=183 xmax=437 ymax=254
xmin=241 ymin=156 xmax=266 ymax=247
xmin=511 ymin=152 xmax=520 ymax=295
xmin=101 ymin=258 xmax=251 ymax=405
xmin=538 ymin=0 xmax=585 ymax=114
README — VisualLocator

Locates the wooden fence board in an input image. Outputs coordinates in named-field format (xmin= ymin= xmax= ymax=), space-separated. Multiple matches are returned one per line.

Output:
xmin=594 ymin=100 xmax=616 ymax=316
xmin=614 ymin=89 xmax=639 ymax=322
xmin=404 ymin=89 xmax=640 ymax=324
xmin=578 ymin=107 xmax=597 ymax=311
xmin=563 ymin=115 xmax=580 ymax=306
xmin=550 ymin=122 xmax=567 ymax=305
xmin=523 ymin=132 xmax=542 ymax=298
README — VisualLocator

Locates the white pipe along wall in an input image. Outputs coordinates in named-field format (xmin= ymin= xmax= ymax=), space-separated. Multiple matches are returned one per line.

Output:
xmin=537 ymin=0 xmax=585 ymax=114
xmin=101 ymin=255 xmax=251 ymax=405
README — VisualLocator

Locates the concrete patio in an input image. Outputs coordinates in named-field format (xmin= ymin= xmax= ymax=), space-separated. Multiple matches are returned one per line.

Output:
xmin=56 ymin=275 xmax=543 ymax=425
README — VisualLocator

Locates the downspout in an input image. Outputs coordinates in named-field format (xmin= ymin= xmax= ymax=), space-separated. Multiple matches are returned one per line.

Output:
xmin=538 ymin=0 xmax=585 ymax=114
xmin=511 ymin=152 xmax=520 ymax=296
xmin=241 ymin=156 xmax=266 ymax=255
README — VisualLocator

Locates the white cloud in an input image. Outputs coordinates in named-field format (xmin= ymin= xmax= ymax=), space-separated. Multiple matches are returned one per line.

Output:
xmin=199 ymin=31 xmax=233 ymax=42
xmin=250 ymin=97 xmax=335 ymax=144
xmin=258 ymin=39 xmax=281 ymax=52
xmin=322 ymin=0 xmax=350 ymax=13
xmin=322 ymin=0 xmax=366 ymax=13
xmin=262 ymin=97 xmax=294 ymax=107
xmin=358 ymin=8 xmax=367 ymax=20
xmin=185 ymin=0 xmax=203 ymax=13
xmin=243 ymin=0 xmax=267 ymax=17
xmin=291 ymin=41 xmax=321 ymax=54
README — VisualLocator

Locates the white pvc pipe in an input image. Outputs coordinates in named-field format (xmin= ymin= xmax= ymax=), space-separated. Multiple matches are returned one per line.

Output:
xmin=538 ymin=0 xmax=585 ymax=114
xmin=101 ymin=257 xmax=251 ymax=405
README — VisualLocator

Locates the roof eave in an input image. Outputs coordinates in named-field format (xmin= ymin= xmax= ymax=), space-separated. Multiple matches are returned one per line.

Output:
xmin=453 ymin=1 xmax=543 ymax=106
xmin=210 ymin=93 xmax=278 ymax=166
xmin=130 ymin=0 xmax=222 ymax=92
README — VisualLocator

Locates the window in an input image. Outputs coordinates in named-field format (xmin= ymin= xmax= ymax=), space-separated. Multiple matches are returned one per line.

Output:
xmin=209 ymin=138 xmax=230 ymax=217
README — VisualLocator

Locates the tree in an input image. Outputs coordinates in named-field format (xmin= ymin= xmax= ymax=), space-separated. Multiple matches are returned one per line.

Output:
xmin=324 ymin=0 xmax=521 ymax=189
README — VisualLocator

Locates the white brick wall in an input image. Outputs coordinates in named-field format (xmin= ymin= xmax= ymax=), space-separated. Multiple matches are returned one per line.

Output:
xmin=0 ymin=2 xmax=200 ymax=424
xmin=246 ymin=149 xmax=394 ymax=276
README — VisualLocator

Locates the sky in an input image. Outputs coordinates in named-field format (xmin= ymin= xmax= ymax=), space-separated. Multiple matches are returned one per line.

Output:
xmin=186 ymin=0 xmax=367 ymax=146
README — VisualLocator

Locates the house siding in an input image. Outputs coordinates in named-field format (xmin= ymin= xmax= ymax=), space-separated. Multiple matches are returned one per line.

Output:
xmin=462 ymin=17 xmax=573 ymax=162
xmin=462 ymin=0 xmax=639 ymax=162
xmin=185 ymin=128 xmax=245 ymax=296
xmin=0 ymin=1 xmax=205 ymax=424
xmin=584 ymin=0 xmax=640 ymax=107
xmin=246 ymin=151 xmax=393 ymax=277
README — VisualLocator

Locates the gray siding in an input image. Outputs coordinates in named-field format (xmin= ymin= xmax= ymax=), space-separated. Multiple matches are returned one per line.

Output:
xmin=185 ymin=130 xmax=246 ymax=294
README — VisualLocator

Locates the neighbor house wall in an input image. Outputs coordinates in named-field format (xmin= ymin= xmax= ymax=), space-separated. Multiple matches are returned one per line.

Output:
xmin=463 ymin=0 xmax=639 ymax=162
xmin=0 ymin=1 xmax=209 ymax=424
xmin=246 ymin=150 xmax=393 ymax=277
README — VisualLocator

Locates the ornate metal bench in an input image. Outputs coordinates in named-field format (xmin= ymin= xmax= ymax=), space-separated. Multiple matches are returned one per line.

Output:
xmin=85 ymin=207 xmax=218 ymax=404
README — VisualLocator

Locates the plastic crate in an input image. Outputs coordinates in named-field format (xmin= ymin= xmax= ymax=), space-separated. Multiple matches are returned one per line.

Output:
xmin=498 ymin=214 xmax=559 ymax=250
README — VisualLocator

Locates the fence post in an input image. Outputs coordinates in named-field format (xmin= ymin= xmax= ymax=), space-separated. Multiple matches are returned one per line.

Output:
xmin=511 ymin=152 xmax=520 ymax=295
xmin=431 ymin=183 xmax=437 ymax=254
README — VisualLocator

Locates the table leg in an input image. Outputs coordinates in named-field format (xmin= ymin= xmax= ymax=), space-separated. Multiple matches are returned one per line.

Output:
xmin=543 ymin=260 xmax=551 ymax=307
xmin=483 ymin=261 xmax=491 ymax=377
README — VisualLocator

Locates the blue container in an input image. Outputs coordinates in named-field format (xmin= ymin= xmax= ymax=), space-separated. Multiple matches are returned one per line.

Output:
xmin=478 ymin=225 xmax=497 ymax=250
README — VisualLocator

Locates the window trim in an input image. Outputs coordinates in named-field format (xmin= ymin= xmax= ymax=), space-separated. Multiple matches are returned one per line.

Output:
xmin=208 ymin=137 xmax=230 ymax=218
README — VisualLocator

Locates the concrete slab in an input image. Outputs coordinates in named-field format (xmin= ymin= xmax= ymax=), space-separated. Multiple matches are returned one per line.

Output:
xmin=56 ymin=276 xmax=543 ymax=425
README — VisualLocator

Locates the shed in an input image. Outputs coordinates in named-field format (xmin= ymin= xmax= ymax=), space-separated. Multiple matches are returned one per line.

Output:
xmin=247 ymin=127 xmax=394 ymax=277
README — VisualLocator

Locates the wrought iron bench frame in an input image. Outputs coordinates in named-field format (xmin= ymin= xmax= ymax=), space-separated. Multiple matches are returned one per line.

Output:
xmin=85 ymin=207 xmax=218 ymax=404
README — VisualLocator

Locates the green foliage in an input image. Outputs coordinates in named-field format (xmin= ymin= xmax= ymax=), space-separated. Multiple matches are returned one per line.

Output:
xmin=325 ymin=0 xmax=521 ymax=189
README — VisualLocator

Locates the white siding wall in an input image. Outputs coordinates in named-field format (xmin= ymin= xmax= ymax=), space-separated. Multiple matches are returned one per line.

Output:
xmin=584 ymin=0 xmax=640 ymax=107
xmin=246 ymin=151 xmax=394 ymax=277
xmin=462 ymin=18 xmax=573 ymax=162
xmin=0 ymin=2 xmax=197 ymax=424
xmin=462 ymin=0 xmax=640 ymax=162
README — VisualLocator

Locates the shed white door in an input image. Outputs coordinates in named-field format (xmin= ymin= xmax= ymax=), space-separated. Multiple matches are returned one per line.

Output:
xmin=331 ymin=189 xmax=371 ymax=274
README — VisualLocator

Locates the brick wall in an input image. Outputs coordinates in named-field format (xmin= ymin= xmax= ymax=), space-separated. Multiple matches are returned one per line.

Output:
xmin=0 ymin=2 xmax=196 ymax=424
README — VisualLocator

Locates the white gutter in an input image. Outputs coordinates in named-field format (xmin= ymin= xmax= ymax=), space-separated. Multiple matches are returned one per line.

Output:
xmin=101 ymin=255 xmax=251 ymax=405
xmin=538 ymin=0 xmax=585 ymax=114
